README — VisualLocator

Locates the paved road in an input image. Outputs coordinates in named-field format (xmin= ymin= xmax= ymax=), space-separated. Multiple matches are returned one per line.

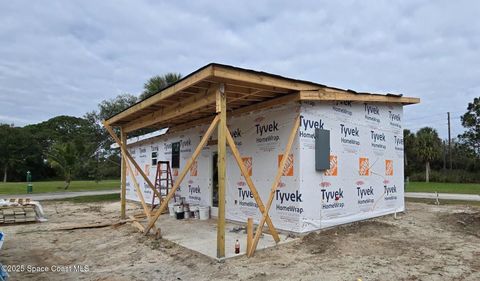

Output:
xmin=0 ymin=189 xmax=119 ymax=201
xmin=2 ymin=190 xmax=478 ymax=202
xmin=405 ymin=192 xmax=480 ymax=201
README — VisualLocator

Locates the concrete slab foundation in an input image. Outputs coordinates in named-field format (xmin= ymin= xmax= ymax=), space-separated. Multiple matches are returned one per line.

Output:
xmin=152 ymin=214 xmax=296 ymax=260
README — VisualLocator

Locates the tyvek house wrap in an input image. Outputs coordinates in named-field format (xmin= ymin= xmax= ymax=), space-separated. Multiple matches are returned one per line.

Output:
xmin=124 ymin=101 xmax=404 ymax=233
xmin=298 ymin=101 xmax=404 ymax=232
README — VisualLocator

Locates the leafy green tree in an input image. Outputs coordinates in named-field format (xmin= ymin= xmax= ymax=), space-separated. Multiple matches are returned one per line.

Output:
xmin=0 ymin=124 xmax=42 ymax=182
xmin=459 ymin=97 xmax=480 ymax=156
xmin=139 ymin=73 xmax=182 ymax=100
xmin=47 ymin=140 xmax=91 ymax=189
xmin=83 ymin=94 xmax=138 ymax=180
xmin=403 ymin=129 xmax=416 ymax=172
xmin=25 ymin=116 xmax=103 ymax=182
xmin=85 ymin=94 xmax=138 ymax=123
xmin=84 ymin=93 xmax=138 ymax=150
xmin=25 ymin=115 xmax=98 ymax=150
xmin=450 ymin=140 xmax=479 ymax=171
xmin=415 ymin=127 xmax=442 ymax=182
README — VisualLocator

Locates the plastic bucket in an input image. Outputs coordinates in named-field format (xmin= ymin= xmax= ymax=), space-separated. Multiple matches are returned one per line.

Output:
xmin=174 ymin=205 xmax=184 ymax=213
xmin=190 ymin=206 xmax=199 ymax=219
xmin=168 ymin=202 xmax=176 ymax=217
xmin=198 ymin=206 xmax=210 ymax=220
xmin=184 ymin=204 xmax=190 ymax=219
xmin=175 ymin=211 xmax=184 ymax=220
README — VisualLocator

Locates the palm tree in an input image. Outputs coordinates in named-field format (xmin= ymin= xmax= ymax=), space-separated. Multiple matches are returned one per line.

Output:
xmin=415 ymin=127 xmax=441 ymax=182
xmin=47 ymin=141 xmax=90 ymax=189
xmin=139 ymin=73 xmax=182 ymax=100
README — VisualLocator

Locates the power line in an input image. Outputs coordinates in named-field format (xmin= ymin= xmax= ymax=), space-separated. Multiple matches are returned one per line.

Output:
xmin=448 ymin=112 xmax=452 ymax=170
xmin=404 ymin=110 xmax=464 ymax=122
xmin=404 ymin=115 xmax=462 ymax=124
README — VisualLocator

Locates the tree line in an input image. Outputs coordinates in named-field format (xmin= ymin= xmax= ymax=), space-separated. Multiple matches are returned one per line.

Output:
xmin=404 ymin=97 xmax=480 ymax=183
xmin=0 ymin=75 xmax=478 ymax=185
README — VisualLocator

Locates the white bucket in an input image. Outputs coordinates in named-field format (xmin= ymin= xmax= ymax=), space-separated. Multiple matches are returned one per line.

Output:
xmin=168 ymin=202 xmax=176 ymax=217
xmin=190 ymin=206 xmax=199 ymax=219
xmin=174 ymin=205 xmax=184 ymax=213
xmin=198 ymin=206 xmax=210 ymax=220
xmin=184 ymin=210 xmax=190 ymax=219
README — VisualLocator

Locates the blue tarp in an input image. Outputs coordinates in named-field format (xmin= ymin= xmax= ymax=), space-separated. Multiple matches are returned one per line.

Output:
xmin=0 ymin=232 xmax=9 ymax=281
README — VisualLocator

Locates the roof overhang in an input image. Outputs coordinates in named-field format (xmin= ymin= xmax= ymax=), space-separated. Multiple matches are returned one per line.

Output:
xmin=104 ymin=63 xmax=420 ymax=133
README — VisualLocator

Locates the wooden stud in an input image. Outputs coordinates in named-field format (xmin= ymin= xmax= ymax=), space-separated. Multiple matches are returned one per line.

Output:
xmin=143 ymin=115 xmax=220 ymax=234
xmin=247 ymin=217 xmax=253 ymax=254
xmin=120 ymin=128 xmax=127 ymax=219
xmin=129 ymin=216 xmax=146 ymax=233
xmin=103 ymin=122 xmax=163 ymax=202
xmin=229 ymin=93 xmax=299 ymax=117
xmin=216 ymin=84 xmax=227 ymax=259
xmin=225 ymin=126 xmax=280 ymax=242
xmin=123 ymin=88 xmax=218 ymax=132
xmin=125 ymin=160 xmax=151 ymax=219
xmin=248 ymin=115 xmax=300 ymax=257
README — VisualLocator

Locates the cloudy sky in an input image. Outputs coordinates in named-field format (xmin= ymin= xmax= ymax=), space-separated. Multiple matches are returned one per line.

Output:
xmin=0 ymin=0 xmax=479 ymax=139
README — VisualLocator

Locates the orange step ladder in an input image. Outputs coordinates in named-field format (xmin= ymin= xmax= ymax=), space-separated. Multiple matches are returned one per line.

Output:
xmin=151 ymin=161 xmax=174 ymax=210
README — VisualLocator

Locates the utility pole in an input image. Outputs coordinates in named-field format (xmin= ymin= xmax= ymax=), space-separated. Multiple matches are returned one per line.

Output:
xmin=447 ymin=112 xmax=452 ymax=170
xmin=442 ymin=140 xmax=446 ymax=172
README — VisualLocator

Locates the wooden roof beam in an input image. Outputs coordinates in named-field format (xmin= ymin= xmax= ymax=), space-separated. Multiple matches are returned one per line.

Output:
xmin=123 ymin=87 xmax=217 ymax=133
xmin=154 ymin=92 xmax=301 ymax=135
xmin=211 ymin=65 xmax=316 ymax=91
xmin=299 ymin=89 xmax=420 ymax=105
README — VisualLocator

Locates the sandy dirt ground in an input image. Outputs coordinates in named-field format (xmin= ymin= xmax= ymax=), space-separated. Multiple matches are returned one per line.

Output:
xmin=1 ymin=200 xmax=479 ymax=281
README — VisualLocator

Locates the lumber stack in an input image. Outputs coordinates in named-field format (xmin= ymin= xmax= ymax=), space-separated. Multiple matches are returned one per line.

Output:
xmin=0 ymin=205 xmax=37 ymax=224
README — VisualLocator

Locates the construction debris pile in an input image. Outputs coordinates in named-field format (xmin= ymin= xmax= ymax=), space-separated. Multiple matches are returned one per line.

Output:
xmin=0 ymin=199 xmax=47 ymax=224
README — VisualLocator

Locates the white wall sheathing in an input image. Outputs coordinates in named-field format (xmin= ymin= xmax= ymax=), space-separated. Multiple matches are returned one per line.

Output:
xmin=299 ymin=101 xmax=404 ymax=232
xmin=125 ymin=101 xmax=404 ymax=234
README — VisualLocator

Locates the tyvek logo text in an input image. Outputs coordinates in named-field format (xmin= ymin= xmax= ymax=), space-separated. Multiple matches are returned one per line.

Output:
xmin=299 ymin=115 xmax=324 ymax=139
xmin=321 ymin=188 xmax=345 ymax=209
xmin=364 ymin=103 xmax=381 ymax=123
xmin=255 ymin=120 xmax=280 ymax=143
xmin=341 ymin=124 xmax=360 ymax=146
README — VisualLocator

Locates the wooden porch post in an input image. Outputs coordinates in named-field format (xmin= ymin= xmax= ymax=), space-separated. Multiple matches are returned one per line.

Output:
xmin=120 ymin=128 xmax=127 ymax=219
xmin=216 ymin=83 xmax=226 ymax=259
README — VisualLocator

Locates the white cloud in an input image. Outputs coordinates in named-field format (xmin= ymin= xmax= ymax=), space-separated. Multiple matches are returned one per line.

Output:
xmin=0 ymin=0 xmax=479 ymax=139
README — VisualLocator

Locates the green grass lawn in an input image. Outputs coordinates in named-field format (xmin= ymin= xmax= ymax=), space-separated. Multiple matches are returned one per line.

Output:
xmin=406 ymin=181 xmax=480 ymax=195
xmin=0 ymin=180 xmax=120 ymax=195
